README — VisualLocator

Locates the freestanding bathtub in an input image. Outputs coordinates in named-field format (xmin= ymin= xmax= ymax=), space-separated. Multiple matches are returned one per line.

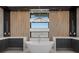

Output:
xmin=26 ymin=41 xmax=54 ymax=53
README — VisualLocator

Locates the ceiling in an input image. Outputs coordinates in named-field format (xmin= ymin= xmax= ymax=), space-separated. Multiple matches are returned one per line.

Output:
xmin=1 ymin=6 xmax=77 ymax=11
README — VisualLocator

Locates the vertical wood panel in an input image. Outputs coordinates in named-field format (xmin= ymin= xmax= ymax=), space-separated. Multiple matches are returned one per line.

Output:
xmin=10 ymin=11 xmax=29 ymax=37
xmin=49 ymin=11 xmax=69 ymax=39
xmin=77 ymin=8 xmax=79 ymax=37
xmin=0 ymin=8 xmax=3 ymax=37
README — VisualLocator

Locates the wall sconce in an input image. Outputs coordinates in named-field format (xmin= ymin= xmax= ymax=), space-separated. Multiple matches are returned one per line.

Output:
xmin=4 ymin=32 xmax=7 ymax=35
xmin=73 ymin=32 xmax=76 ymax=35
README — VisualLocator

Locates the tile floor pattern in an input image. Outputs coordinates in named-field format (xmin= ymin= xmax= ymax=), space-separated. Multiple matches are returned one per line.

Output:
xmin=2 ymin=48 xmax=76 ymax=53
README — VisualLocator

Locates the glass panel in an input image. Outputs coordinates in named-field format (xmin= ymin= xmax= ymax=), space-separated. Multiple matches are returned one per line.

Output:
xmin=31 ymin=22 xmax=48 ymax=28
xmin=31 ymin=13 xmax=48 ymax=19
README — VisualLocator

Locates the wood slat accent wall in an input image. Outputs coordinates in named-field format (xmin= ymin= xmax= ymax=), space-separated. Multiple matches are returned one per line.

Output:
xmin=10 ymin=11 xmax=29 ymax=37
xmin=77 ymin=8 xmax=79 ymax=37
xmin=49 ymin=11 xmax=69 ymax=39
xmin=0 ymin=7 xmax=3 ymax=37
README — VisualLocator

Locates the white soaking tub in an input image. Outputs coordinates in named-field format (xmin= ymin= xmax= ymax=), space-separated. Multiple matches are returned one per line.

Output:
xmin=26 ymin=41 xmax=54 ymax=53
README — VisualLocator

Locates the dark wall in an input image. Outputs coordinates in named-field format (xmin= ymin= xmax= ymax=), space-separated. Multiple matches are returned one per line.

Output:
xmin=0 ymin=38 xmax=23 ymax=52
xmin=56 ymin=39 xmax=72 ymax=48
xmin=4 ymin=8 xmax=10 ymax=37
xmin=0 ymin=39 xmax=8 ymax=52
xmin=56 ymin=38 xmax=79 ymax=53
xmin=69 ymin=7 xmax=77 ymax=37
xmin=8 ymin=38 xmax=23 ymax=48
xmin=71 ymin=39 xmax=79 ymax=52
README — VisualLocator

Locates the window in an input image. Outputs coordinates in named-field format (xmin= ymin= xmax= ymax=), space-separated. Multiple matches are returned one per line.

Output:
xmin=30 ymin=13 xmax=49 ymax=28
xmin=30 ymin=9 xmax=49 ymax=38
xmin=31 ymin=22 xmax=48 ymax=28
xmin=30 ymin=13 xmax=49 ymax=19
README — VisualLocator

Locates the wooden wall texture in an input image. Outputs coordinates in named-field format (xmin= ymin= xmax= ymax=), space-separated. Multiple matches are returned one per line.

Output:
xmin=0 ymin=7 xmax=4 ymax=37
xmin=49 ymin=11 xmax=69 ymax=39
xmin=10 ymin=11 xmax=29 ymax=37
xmin=10 ymin=10 xmax=69 ymax=39
xmin=77 ymin=8 xmax=79 ymax=37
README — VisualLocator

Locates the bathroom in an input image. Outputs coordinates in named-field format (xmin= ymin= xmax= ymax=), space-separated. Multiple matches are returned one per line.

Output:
xmin=0 ymin=6 xmax=79 ymax=53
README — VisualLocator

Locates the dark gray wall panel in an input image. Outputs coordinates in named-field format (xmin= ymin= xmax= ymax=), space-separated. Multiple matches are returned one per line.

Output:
xmin=4 ymin=9 xmax=10 ymax=37
xmin=56 ymin=39 xmax=72 ymax=48
xmin=8 ymin=38 xmax=23 ymax=48
xmin=71 ymin=39 xmax=79 ymax=52
xmin=0 ymin=38 xmax=23 ymax=52
xmin=0 ymin=39 xmax=7 ymax=52
xmin=69 ymin=7 xmax=77 ymax=37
